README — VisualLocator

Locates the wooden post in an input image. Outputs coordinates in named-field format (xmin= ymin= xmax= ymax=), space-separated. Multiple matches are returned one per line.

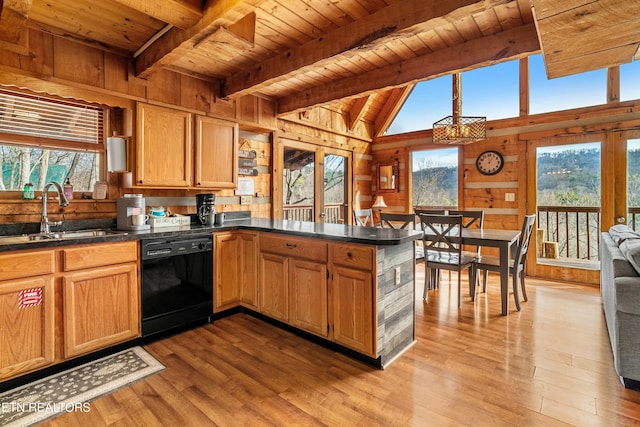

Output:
xmin=536 ymin=228 xmax=545 ymax=257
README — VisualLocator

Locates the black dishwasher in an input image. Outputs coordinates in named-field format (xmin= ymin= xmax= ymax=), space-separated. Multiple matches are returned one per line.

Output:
xmin=140 ymin=234 xmax=213 ymax=337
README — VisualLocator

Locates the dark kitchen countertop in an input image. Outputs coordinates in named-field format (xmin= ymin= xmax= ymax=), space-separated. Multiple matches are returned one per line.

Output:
xmin=0 ymin=217 xmax=421 ymax=253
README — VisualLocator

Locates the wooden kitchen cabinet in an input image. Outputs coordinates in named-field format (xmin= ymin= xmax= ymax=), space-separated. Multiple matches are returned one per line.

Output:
xmin=0 ymin=266 xmax=55 ymax=381
xmin=289 ymin=258 xmax=327 ymax=337
xmin=214 ymin=231 xmax=258 ymax=312
xmin=259 ymin=252 xmax=289 ymax=322
xmin=136 ymin=103 xmax=193 ymax=188
xmin=259 ymin=234 xmax=328 ymax=335
xmin=195 ymin=115 xmax=238 ymax=189
xmin=329 ymin=243 xmax=375 ymax=356
xmin=61 ymin=241 xmax=139 ymax=358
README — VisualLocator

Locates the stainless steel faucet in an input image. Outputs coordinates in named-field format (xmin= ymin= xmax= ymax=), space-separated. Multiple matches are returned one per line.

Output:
xmin=40 ymin=181 xmax=70 ymax=233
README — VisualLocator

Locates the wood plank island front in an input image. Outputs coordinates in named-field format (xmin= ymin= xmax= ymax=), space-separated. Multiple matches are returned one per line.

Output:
xmin=215 ymin=219 xmax=422 ymax=368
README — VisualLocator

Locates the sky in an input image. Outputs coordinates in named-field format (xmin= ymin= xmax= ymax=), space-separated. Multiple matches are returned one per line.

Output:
xmin=396 ymin=54 xmax=640 ymax=170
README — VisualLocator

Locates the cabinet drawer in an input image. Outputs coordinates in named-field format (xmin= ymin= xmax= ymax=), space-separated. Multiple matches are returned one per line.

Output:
xmin=331 ymin=244 xmax=374 ymax=270
xmin=260 ymin=234 xmax=327 ymax=262
xmin=0 ymin=250 xmax=55 ymax=281
xmin=62 ymin=241 xmax=138 ymax=271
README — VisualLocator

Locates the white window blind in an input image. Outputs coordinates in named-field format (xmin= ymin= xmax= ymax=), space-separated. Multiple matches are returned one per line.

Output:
xmin=0 ymin=89 xmax=104 ymax=144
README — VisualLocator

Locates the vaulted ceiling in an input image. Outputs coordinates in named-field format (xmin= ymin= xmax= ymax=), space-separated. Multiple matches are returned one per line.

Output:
xmin=0 ymin=0 xmax=637 ymax=129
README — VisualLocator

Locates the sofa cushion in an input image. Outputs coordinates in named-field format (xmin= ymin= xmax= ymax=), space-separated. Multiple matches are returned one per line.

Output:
xmin=620 ymin=238 xmax=640 ymax=275
xmin=609 ymin=225 xmax=640 ymax=245
xmin=615 ymin=276 xmax=640 ymax=316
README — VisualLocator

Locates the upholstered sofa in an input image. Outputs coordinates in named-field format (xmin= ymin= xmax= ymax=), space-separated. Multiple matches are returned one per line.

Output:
xmin=601 ymin=225 xmax=640 ymax=390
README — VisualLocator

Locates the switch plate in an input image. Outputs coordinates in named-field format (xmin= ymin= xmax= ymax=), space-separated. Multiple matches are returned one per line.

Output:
xmin=505 ymin=192 xmax=515 ymax=202
xmin=240 ymin=195 xmax=252 ymax=205
xmin=394 ymin=267 xmax=401 ymax=285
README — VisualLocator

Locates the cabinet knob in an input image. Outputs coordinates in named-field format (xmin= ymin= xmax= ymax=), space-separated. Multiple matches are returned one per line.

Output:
xmin=347 ymin=251 xmax=352 ymax=257
xmin=138 ymin=180 xmax=143 ymax=184
xmin=286 ymin=243 xmax=297 ymax=249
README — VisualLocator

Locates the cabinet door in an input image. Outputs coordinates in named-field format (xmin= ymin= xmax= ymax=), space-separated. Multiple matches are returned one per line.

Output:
xmin=63 ymin=263 xmax=139 ymax=358
xmin=289 ymin=259 xmax=327 ymax=337
xmin=0 ymin=276 xmax=55 ymax=381
xmin=239 ymin=232 xmax=259 ymax=309
xmin=136 ymin=103 xmax=193 ymax=187
xmin=331 ymin=265 xmax=374 ymax=356
xmin=214 ymin=233 xmax=241 ymax=311
xmin=195 ymin=115 xmax=238 ymax=189
xmin=259 ymin=252 xmax=288 ymax=322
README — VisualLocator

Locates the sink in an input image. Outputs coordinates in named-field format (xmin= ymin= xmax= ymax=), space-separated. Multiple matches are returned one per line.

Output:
xmin=0 ymin=229 xmax=125 ymax=245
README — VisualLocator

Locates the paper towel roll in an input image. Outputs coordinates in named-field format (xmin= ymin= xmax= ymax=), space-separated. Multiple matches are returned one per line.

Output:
xmin=107 ymin=136 xmax=126 ymax=172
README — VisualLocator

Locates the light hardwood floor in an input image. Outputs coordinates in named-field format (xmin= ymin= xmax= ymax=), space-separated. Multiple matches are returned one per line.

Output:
xmin=45 ymin=266 xmax=640 ymax=426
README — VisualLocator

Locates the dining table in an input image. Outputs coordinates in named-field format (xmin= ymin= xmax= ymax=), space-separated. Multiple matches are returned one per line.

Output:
xmin=422 ymin=227 xmax=521 ymax=316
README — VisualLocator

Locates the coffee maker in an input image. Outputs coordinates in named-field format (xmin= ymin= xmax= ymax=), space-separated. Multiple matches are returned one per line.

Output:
xmin=117 ymin=194 xmax=150 ymax=231
xmin=196 ymin=193 xmax=215 ymax=226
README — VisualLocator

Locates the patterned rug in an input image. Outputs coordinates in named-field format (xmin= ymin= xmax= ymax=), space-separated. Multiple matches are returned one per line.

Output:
xmin=0 ymin=346 xmax=164 ymax=427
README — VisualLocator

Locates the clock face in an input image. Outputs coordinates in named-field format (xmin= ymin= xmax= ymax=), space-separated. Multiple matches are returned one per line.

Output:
xmin=476 ymin=150 xmax=504 ymax=175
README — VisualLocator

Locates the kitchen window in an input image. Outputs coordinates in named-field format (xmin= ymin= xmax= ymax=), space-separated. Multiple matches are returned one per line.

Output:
xmin=0 ymin=88 xmax=105 ymax=192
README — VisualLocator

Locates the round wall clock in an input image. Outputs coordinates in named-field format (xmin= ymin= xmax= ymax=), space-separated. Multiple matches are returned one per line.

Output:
xmin=475 ymin=150 xmax=504 ymax=176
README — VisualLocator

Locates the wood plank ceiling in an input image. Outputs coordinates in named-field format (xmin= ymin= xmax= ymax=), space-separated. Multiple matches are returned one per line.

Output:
xmin=0 ymin=0 xmax=633 ymax=129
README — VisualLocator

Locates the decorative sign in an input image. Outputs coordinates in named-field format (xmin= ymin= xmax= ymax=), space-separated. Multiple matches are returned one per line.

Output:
xmin=238 ymin=167 xmax=258 ymax=176
xmin=19 ymin=288 xmax=43 ymax=308
xmin=238 ymin=158 xmax=257 ymax=168
xmin=239 ymin=149 xmax=257 ymax=159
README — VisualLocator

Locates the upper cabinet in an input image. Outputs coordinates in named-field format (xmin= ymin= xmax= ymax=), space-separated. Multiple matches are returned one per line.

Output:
xmin=135 ymin=103 xmax=238 ymax=189
xmin=195 ymin=115 xmax=238 ymax=189
xmin=136 ymin=103 xmax=193 ymax=188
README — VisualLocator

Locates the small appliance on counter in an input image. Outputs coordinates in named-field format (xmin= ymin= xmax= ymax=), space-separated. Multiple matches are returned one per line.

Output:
xmin=196 ymin=193 xmax=216 ymax=226
xmin=117 ymin=194 xmax=150 ymax=231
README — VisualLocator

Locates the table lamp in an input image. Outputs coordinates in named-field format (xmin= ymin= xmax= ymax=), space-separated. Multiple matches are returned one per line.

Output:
xmin=371 ymin=195 xmax=387 ymax=226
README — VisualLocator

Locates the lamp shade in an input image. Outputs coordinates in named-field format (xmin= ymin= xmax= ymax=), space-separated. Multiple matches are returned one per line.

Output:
xmin=371 ymin=195 xmax=387 ymax=209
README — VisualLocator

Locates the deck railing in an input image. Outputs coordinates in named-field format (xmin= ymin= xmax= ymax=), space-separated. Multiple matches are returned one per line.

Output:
xmin=536 ymin=206 xmax=601 ymax=261
xmin=537 ymin=206 xmax=640 ymax=262
xmin=283 ymin=203 xmax=344 ymax=224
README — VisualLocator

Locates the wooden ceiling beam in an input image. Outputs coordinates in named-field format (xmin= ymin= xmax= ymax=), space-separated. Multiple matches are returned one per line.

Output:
xmin=223 ymin=0 xmax=510 ymax=98
xmin=277 ymin=23 xmax=540 ymax=115
xmin=134 ymin=0 xmax=263 ymax=78
xmin=111 ymin=0 xmax=203 ymax=29
xmin=0 ymin=0 xmax=32 ymax=44
xmin=532 ymin=0 xmax=640 ymax=78
xmin=348 ymin=96 xmax=372 ymax=131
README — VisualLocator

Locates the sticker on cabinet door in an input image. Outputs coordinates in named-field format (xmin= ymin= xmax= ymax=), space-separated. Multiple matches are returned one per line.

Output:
xmin=18 ymin=288 xmax=43 ymax=308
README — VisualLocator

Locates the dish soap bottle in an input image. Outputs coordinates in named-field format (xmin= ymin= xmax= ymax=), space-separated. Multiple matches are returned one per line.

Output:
xmin=63 ymin=178 xmax=74 ymax=200
xmin=22 ymin=182 xmax=34 ymax=200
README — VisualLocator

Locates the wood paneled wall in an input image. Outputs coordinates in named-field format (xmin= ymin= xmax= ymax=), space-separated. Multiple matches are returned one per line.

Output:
xmin=0 ymin=29 xmax=300 ymax=223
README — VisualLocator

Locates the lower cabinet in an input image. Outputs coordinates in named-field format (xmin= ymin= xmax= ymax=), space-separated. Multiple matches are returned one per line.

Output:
xmin=259 ymin=252 xmax=289 ymax=322
xmin=0 ymin=241 xmax=141 ymax=382
xmin=329 ymin=243 xmax=376 ymax=356
xmin=0 ymin=274 xmax=56 ymax=381
xmin=289 ymin=258 xmax=328 ymax=337
xmin=218 ymin=232 xmax=378 ymax=358
xmin=330 ymin=265 xmax=374 ymax=356
xmin=214 ymin=231 xmax=258 ymax=312
xmin=62 ymin=263 xmax=139 ymax=358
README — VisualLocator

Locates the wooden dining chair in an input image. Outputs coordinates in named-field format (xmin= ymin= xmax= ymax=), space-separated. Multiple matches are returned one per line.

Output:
xmin=414 ymin=209 xmax=447 ymax=285
xmin=476 ymin=214 xmax=536 ymax=310
xmin=448 ymin=210 xmax=484 ymax=292
xmin=353 ymin=208 xmax=374 ymax=226
xmin=380 ymin=212 xmax=424 ymax=263
xmin=418 ymin=213 xmax=478 ymax=306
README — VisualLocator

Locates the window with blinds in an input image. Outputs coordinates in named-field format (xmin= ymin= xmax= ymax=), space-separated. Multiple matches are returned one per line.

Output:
xmin=0 ymin=88 xmax=105 ymax=193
